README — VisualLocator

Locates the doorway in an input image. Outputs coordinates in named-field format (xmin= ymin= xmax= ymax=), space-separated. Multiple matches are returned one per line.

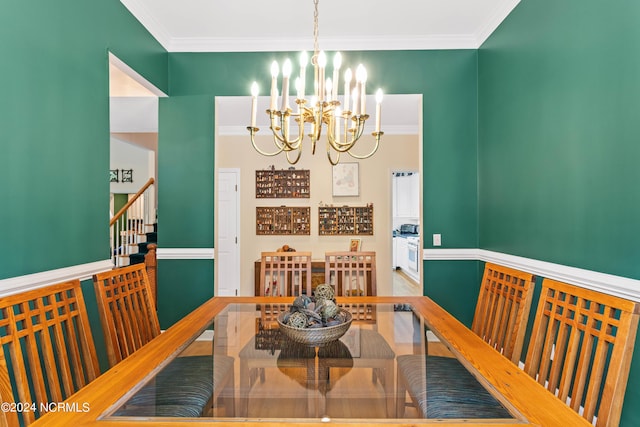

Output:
xmin=391 ymin=170 xmax=421 ymax=296
xmin=216 ymin=169 xmax=241 ymax=296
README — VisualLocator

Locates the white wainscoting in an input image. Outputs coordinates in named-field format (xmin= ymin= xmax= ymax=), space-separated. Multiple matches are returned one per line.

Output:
xmin=4 ymin=249 xmax=638 ymax=302
xmin=156 ymin=248 xmax=215 ymax=260
xmin=0 ymin=260 xmax=114 ymax=297
xmin=423 ymin=248 xmax=640 ymax=302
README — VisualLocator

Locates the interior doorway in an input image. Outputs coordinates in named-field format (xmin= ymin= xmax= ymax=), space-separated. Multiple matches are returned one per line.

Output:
xmin=391 ymin=170 xmax=422 ymax=296
xmin=108 ymin=53 xmax=165 ymax=266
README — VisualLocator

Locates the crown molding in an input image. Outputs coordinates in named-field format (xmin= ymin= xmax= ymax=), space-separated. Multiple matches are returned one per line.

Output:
xmin=476 ymin=0 xmax=521 ymax=47
xmin=166 ymin=34 xmax=480 ymax=53
xmin=120 ymin=0 xmax=173 ymax=51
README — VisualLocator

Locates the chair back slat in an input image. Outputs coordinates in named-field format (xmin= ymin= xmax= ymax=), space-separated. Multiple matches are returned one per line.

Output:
xmin=93 ymin=264 xmax=161 ymax=367
xmin=324 ymin=252 xmax=377 ymax=297
xmin=258 ymin=252 xmax=312 ymax=297
xmin=471 ymin=263 xmax=535 ymax=364
xmin=0 ymin=280 xmax=99 ymax=427
xmin=524 ymin=278 xmax=640 ymax=427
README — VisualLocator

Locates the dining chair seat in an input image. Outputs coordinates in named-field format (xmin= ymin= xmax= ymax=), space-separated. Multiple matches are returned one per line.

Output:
xmin=396 ymin=355 xmax=511 ymax=419
xmin=114 ymin=354 xmax=234 ymax=417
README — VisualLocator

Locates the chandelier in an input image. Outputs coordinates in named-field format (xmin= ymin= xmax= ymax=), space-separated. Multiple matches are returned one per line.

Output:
xmin=247 ymin=0 xmax=383 ymax=165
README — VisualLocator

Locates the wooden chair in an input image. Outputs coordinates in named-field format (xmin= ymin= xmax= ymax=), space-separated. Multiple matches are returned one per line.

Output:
xmin=472 ymin=262 xmax=536 ymax=364
xmin=258 ymin=252 xmax=312 ymax=296
xmin=324 ymin=251 xmax=377 ymax=296
xmin=396 ymin=263 xmax=536 ymax=418
xmin=0 ymin=280 xmax=100 ymax=427
xmin=319 ymin=252 xmax=395 ymax=415
xmin=93 ymin=264 xmax=160 ymax=366
xmin=93 ymin=264 xmax=235 ymax=417
xmin=524 ymin=278 xmax=640 ymax=427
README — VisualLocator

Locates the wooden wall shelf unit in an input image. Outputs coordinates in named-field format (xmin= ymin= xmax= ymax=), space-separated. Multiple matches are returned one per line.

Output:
xmin=318 ymin=205 xmax=374 ymax=235
xmin=256 ymin=206 xmax=311 ymax=235
xmin=255 ymin=169 xmax=310 ymax=198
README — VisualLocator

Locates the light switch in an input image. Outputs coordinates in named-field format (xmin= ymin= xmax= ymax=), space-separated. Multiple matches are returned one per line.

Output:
xmin=433 ymin=234 xmax=442 ymax=247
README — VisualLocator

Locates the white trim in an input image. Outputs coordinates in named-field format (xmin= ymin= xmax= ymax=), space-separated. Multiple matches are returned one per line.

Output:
xmin=475 ymin=0 xmax=521 ymax=47
xmin=423 ymin=248 xmax=640 ymax=302
xmin=108 ymin=52 xmax=168 ymax=98
xmin=156 ymin=248 xmax=215 ymax=260
xmin=166 ymin=34 xmax=480 ymax=53
xmin=423 ymin=248 xmax=481 ymax=261
xmin=0 ymin=260 xmax=114 ymax=297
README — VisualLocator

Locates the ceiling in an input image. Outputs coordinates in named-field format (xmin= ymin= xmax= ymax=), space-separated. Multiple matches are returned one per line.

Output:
xmin=112 ymin=0 xmax=521 ymax=134
xmin=119 ymin=0 xmax=521 ymax=52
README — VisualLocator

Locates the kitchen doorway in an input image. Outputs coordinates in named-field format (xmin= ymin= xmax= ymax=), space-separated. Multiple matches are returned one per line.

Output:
xmin=391 ymin=171 xmax=421 ymax=295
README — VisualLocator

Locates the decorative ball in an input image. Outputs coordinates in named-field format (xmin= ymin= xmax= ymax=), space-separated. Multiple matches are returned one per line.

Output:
xmin=287 ymin=311 xmax=308 ymax=329
xmin=314 ymin=284 xmax=335 ymax=302
xmin=320 ymin=299 xmax=339 ymax=320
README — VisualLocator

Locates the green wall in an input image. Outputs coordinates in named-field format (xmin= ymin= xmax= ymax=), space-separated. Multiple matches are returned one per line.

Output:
xmin=156 ymin=50 xmax=481 ymax=325
xmin=478 ymin=0 xmax=640 ymax=424
xmin=0 ymin=0 xmax=168 ymax=279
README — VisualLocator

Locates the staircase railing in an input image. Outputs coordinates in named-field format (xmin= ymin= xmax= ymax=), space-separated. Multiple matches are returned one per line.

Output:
xmin=110 ymin=177 xmax=156 ymax=267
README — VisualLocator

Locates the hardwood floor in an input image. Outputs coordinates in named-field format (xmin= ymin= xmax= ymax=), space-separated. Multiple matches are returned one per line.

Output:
xmin=392 ymin=270 xmax=421 ymax=296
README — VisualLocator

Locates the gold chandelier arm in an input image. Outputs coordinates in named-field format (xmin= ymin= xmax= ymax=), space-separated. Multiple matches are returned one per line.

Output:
xmin=286 ymin=149 xmax=303 ymax=164
xmin=269 ymin=110 xmax=304 ymax=151
xmin=344 ymin=131 xmax=384 ymax=160
xmin=326 ymin=144 xmax=340 ymax=165
xmin=247 ymin=127 xmax=287 ymax=157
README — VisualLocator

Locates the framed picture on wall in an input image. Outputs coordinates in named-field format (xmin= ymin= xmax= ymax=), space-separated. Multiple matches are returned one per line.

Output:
xmin=349 ymin=238 xmax=361 ymax=252
xmin=332 ymin=162 xmax=359 ymax=196
xmin=109 ymin=169 xmax=119 ymax=183
xmin=122 ymin=169 xmax=133 ymax=183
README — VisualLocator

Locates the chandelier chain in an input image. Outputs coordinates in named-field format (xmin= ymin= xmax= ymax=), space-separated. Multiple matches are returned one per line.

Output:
xmin=313 ymin=0 xmax=319 ymax=56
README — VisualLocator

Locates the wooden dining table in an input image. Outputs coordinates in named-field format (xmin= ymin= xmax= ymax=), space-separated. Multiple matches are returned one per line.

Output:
xmin=31 ymin=296 xmax=592 ymax=427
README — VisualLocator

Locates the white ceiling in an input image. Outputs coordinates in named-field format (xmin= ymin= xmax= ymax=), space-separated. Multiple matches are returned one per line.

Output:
xmin=112 ymin=0 xmax=521 ymax=133
xmin=119 ymin=0 xmax=521 ymax=52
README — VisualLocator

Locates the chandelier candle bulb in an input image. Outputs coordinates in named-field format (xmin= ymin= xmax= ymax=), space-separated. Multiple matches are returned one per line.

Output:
xmin=352 ymin=86 xmax=359 ymax=116
xmin=299 ymin=51 xmax=307 ymax=99
xmin=250 ymin=82 xmax=259 ymax=128
xmin=317 ymin=51 xmax=326 ymax=102
xmin=334 ymin=107 xmax=341 ymax=137
xmin=281 ymin=59 xmax=292 ymax=111
xmin=270 ymin=61 xmax=279 ymax=111
xmin=332 ymin=52 xmax=342 ymax=101
xmin=325 ymin=78 xmax=332 ymax=103
xmin=356 ymin=64 xmax=367 ymax=116
xmin=375 ymin=89 xmax=383 ymax=133
xmin=343 ymin=68 xmax=352 ymax=113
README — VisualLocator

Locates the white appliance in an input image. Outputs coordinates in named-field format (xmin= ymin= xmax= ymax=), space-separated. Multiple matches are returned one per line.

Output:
xmin=406 ymin=236 xmax=420 ymax=277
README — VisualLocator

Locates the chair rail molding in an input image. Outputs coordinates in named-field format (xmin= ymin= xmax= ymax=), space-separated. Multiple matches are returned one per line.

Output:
xmin=0 ymin=260 xmax=113 ymax=297
xmin=423 ymin=248 xmax=640 ymax=302
xmin=156 ymin=248 xmax=215 ymax=260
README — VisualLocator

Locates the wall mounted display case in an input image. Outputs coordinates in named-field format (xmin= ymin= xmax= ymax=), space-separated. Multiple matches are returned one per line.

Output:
xmin=255 ymin=169 xmax=310 ymax=198
xmin=318 ymin=205 xmax=374 ymax=235
xmin=256 ymin=206 xmax=311 ymax=235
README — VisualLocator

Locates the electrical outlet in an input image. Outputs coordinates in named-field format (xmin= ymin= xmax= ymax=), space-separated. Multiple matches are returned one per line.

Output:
xmin=433 ymin=234 xmax=442 ymax=246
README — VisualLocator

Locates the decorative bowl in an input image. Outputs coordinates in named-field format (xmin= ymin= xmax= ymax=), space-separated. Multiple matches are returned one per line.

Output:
xmin=277 ymin=309 xmax=352 ymax=347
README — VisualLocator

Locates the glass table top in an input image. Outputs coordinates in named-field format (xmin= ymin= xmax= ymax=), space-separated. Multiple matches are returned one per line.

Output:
xmin=107 ymin=302 xmax=521 ymax=422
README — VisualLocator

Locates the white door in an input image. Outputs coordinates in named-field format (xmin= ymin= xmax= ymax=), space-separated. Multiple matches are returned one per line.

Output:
xmin=216 ymin=169 xmax=240 ymax=296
